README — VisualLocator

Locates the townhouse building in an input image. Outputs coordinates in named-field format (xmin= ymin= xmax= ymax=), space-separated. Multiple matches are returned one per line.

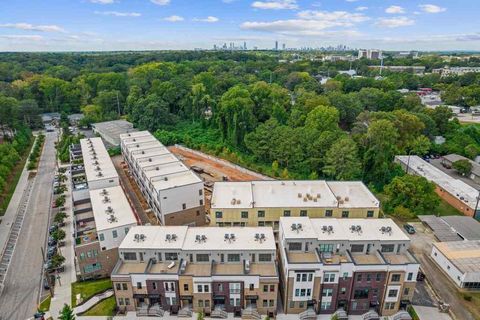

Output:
xmin=119 ymin=131 xmax=206 ymax=226
xmin=278 ymin=217 xmax=419 ymax=319
xmin=111 ymin=226 xmax=278 ymax=318
xmin=210 ymin=181 xmax=380 ymax=229
xmin=71 ymin=137 xmax=138 ymax=279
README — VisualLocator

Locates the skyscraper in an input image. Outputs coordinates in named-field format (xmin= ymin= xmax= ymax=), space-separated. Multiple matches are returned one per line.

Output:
xmin=275 ymin=41 xmax=278 ymax=51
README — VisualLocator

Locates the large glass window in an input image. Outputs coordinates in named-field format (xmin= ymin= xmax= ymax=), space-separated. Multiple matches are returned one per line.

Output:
xmin=165 ymin=252 xmax=178 ymax=261
xmin=227 ymin=254 xmax=240 ymax=262
xmin=123 ymin=252 xmax=137 ymax=261
xmin=258 ymin=253 xmax=272 ymax=262
xmin=288 ymin=242 xmax=302 ymax=251
xmin=196 ymin=254 xmax=209 ymax=262
xmin=381 ymin=244 xmax=395 ymax=253
xmin=350 ymin=244 xmax=364 ymax=253
xmin=353 ymin=288 xmax=369 ymax=299
xmin=319 ymin=244 xmax=334 ymax=253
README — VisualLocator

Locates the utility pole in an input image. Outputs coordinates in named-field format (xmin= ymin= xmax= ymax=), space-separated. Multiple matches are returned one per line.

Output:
xmin=40 ymin=247 xmax=54 ymax=297
xmin=116 ymin=91 xmax=121 ymax=116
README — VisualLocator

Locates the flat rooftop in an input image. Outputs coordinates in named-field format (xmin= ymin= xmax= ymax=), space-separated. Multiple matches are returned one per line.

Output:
xmin=131 ymin=147 xmax=170 ymax=161
xmin=80 ymin=137 xmax=118 ymax=183
xmin=280 ymin=217 xmax=410 ymax=242
xmin=420 ymin=215 xmax=480 ymax=242
xmin=92 ymin=120 xmax=136 ymax=146
xmin=151 ymin=170 xmax=202 ymax=191
xmin=119 ymin=225 xmax=276 ymax=252
xmin=137 ymin=153 xmax=179 ymax=169
xmin=89 ymin=186 xmax=138 ymax=232
xmin=434 ymin=241 xmax=480 ymax=274
xmin=211 ymin=180 xmax=379 ymax=209
xmin=396 ymin=155 xmax=477 ymax=210
xmin=143 ymin=162 xmax=189 ymax=180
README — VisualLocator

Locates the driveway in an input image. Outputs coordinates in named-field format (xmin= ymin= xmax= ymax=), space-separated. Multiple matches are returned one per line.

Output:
xmin=0 ymin=131 xmax=58 ymax=320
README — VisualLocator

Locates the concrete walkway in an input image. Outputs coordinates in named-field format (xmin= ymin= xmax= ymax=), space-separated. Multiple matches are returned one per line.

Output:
xmin=74 ymin=289 xmax=114 ymax=315
xmin=48 ymin=165 xmax=76 ymax=318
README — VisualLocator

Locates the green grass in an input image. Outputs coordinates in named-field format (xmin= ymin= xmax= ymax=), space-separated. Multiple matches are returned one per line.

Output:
xmin=458 ymin=292 xmax=480 ymax=319
xmin=0 ymin=138 xmax=34 ymax=216
xmin=435 ymin=199 xmax=463 ymax=216
xmin=71 ymin=278 xmax=112 ymax=307
xmin=81 ymin=296 xmax=116 ymax=316
xmin=38 ymin=295 xmax=51 ymax=312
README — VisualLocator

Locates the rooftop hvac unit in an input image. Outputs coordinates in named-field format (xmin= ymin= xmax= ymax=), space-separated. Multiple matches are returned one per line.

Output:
xmin=148 ymin=158 xmax=152 ymax=162
xmin=100 ymin=189 xmax=109 ymax=196
xmin=95 ymin=166 xmax=101 ymax=171
xmin=344 ymin=196 xmax=349 ymax=202
xmin=140 ymin=234 xmax=146 ymax=241
xmin=291 ymin=223 xmax=303 ymax=233
xmin=336 ymin=196 xmax=342 ymax=200
xmin=156 ymin=167 xmax=159 ymax=170
xmin=102 ymin=196 xmax=110 ymax=203
xmin=224 ymin=233 xmax=236 ymax=243
xmin=133 ymin=138 xmax=136 ymax=142
xmin=141 ymin=151 xmax=145 ymax=154
xmin=106 ymin=206 xmax=114 ymax=213
xmin=231 ymin=198 xmax=236 ymax=205
xmin=97 ymin=171 xmax=103 ymax=177
xmin=93 ymin=160 xmax=99 ymax=165
xmin=164 ymin=177 xmax=168 ymax=181
xmin=298 ymin=193 xmax=302 ymax=198
xmin=136 ymin=144 xmax=139 ymax=148
xmin=313 ymin=198 xmax=317 ymax=202
xmin=303 ymin=197 xmax=308 ymax=202
xmin=317 ymin=193 xmax=321 ymax=198
xmin=254 ymin=233 xmax=260 ymax=241
xmin=236 ymin=199 xmax=241 ymax=204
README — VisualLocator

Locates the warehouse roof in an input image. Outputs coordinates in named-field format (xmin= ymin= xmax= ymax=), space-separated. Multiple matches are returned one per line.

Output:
xmin=420 ymin=215 xmax=480 ymax=241
xmin=92 ymin=120 xmax=136 ymax=146
xmin=434 ymin=240 xmax=480 ymax=274
xmin=211 ymin=180 xmax=379 ymax=209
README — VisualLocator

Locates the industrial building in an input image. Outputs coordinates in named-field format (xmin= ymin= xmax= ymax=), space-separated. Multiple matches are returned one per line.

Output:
xmin=210 ymin=180 xmax=380 ymax=228
xmin=278 ymin=217 xmax=419 ymax=318
xmin=432 ymin=67 xmax=480 ymax=77
xmin=120 ymin=131 xmax=206 ymax=226
xmin=92 ymin=120 xmax=137 ymax=147
xmin=111 ymin=225 xmax=278 ymax=318
xmin=395 ymin=155 xmax=479 ymax=218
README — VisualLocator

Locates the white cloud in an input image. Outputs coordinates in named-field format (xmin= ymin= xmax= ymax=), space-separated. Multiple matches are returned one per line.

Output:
xmin=163 ymin=15 xmax=184 ymax=22
xmin=150 ymin=0 xmax=170 ymax=5
xmin=0 ymin=34 xmax=43 ymax=41
xmin=419 ymin=4 xmax=446 ymax=13
xmin=193 ymin=16 xmax=219 ymax=23
xmin=0 ymin=23 xmax=65 ymax=33
xmin=241 ymin=10 xmax=368 ymax=36
xmin=385 ymin=5 xmax=405 ymax=14
xmin=375 ymin=16 xmax=414 ymax=28
xmin=355 ymin=6 xmax=368 ymax=11
xmin=251 ymin=0 xmax=298 ymax=10
xmin=89 ymin=0 xmax=114 ymax=4
xmin=94 ymin=11 xmax=141 ymax=17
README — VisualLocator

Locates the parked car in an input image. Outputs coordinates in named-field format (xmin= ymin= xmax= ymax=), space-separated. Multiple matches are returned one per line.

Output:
xmin=48 ymin=237 xmax=57 ymax=247
xmin=49 ymin=225 xmax=58 ymax=234
xmin=47 ymin=246 xmax=57 ymax=259
xmin=34 ymin=311 xmax=45 ymax=320
xmin=403 ymin=223 xmax=416 ymax=234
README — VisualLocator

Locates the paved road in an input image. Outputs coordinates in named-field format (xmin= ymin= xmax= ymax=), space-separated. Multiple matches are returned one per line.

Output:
xmin=0 ymin=131 xmax=57 ymax=320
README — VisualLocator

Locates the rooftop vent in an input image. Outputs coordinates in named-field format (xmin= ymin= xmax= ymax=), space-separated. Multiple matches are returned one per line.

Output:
xmin=100 ymin=189 xmax=109 ymax=196
xmin=93 ymin=160 xmax=99 ymax=165
xmin=165 ymin=234 xmax=178 ymax=242
xmin=350 ymin=225 xmax=362 ymax=234
xmin=105 ymin=206 xmax=114 ymax=214
xmin=107 ymin=214 xmax=117 ymax=223
xmin=164 ymin=177 xmax=168 ymax=181
xmin=379 ymin=226 xmax=392 ymax=235
xmin=95 ymin=166 xmax=101 ymax=171
xmin=224 ymin=233 xmax=236 ymax=243
xmin=148 ymin=158 xmax=152 ymax=162
xmin=231 ymin=198 xmax=236 ymax=205
xmin=254 ymin=233 xmax=266 ymax=243
xmin=321 ymin=225 xmax=334 ymax=234
xmin=102 ymin=196 xmax=110 ymax=203
xmin=344 ymin=196 xmax=350 ymax=202
xmin=134 ymin=234 xmax=146 ymax=242
xmin=291 ymin=223 xmax=303 ymax=233
xmin=96 ymin=171 xmax=103 ymax=177
xmin=141 ymin=151 xmax=145 ymax=154
xmin=298 ymin=193 xmax=302 ymax=198
xmin=133 ymin=138 xmax=136 ymax=142
xmin=195 ymin=234 xmax=207 ymax=243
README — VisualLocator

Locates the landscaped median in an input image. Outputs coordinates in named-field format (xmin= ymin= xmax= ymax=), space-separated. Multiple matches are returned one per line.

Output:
xmin=27 ymin=134 xmax=45 ymax=171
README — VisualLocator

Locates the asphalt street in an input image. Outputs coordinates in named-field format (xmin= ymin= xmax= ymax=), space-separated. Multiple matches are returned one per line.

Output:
xmin=0 ymin=131 xmax=57 ymax=320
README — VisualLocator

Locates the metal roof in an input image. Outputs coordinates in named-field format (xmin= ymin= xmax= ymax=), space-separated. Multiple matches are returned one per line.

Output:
xmin=418 ymin=215 xmax=463 ymax=242
xmin=419 ymin=215 xmax=480 ymax=242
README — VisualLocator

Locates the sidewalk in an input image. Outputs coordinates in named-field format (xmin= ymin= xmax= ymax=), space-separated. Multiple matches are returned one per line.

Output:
xmin=48 ymin=165 xmax=76 ymax=318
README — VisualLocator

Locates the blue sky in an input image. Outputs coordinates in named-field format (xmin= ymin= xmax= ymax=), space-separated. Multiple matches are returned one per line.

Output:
xmin=0 ymin=0 xmax=478 ymax=51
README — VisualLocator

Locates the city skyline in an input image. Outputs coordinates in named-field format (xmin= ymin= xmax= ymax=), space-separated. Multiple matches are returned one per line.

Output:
xmin=1 ymin=0 xmax=479 ymax=51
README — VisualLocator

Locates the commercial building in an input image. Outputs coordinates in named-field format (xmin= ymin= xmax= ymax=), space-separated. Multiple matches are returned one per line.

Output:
xmin=395 ymin=155 xmax=479 ymax=218
xmin=120 ymin=131 xmax=206 ymax=226
xmin=441 ymin=154 xmax=480 ymax=184
xmin=210 ymin=181 xmax=380 ymax=229
xmin=431 ymin=240 xmax=480 ymax=290
xmin=432 ymin=67 xmax=480 ymax=77
xmin=368 ymin=65 xmax=426 ymax=75
xmin=419 ymin=215 xmax=480 ymax=242
xmin=92 ymin=120 xmax=137 ymax=147
xmin=278 ymin=217 xmax=419 ymax=318
xmin=111 ymin=225 xmax=278 ymax=318
xmin=358 ymin=49 xmax=382 ymax=60
xmin=71 ymin=137 xmax=138 ymax=279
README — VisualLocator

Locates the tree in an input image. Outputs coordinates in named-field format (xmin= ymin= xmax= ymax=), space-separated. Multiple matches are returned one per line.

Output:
xmin=465 ymin=144 xmax=480 ymax=160
xmin=52 ymin=229 xmax=66 ymax=242
xmin=408 ymin=135 xmax=431 ymax=156
xmin=384 ymin=175 xmax=440 ymax=216
xmin=54 ymin=211 xmax=67 ymax=224
xmin=58 ymin=303 xmax=75 ymax=320
xmin=51 ymin=253 xmax=66 ymax=269
xmin=323 ymin=137 xmax=361 ymax=180
xmin=453 ymin=159 xmax=472 ymax=176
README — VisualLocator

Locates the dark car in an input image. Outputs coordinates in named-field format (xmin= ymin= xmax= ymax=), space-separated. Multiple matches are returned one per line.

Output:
xmin=47 ymin=246 xmax=57 ymax=259
xmin=404 ymin=224 xmax=416 ymax=234
xmin=49 ymin=225 xmax=58 ymax=234
xmin=34 ymin=311 xmax=45 ymax=320
xmin=48 ymin=237 xmax=57 ymax=247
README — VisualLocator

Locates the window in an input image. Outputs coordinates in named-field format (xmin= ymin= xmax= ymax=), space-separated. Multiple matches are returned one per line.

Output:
xmin=199 ymin=199 xmax=203 ymax=206
xmin=122 ymin=283 xmax=128 ymax=290
xmin=204 ymin=285 xmax=209 ymax=292
xmin=258 ymin=221 xmax=265 ymax=226
xmin=215 ymin=211 xmax=223 ymax=219
xmin=340 ymin=287 xmax=346 ymax=294
xmin=353 ymin=288 xmax=369 ymax=299
xmin=205 ymin=300 xmax=210 ymax=307
xmin=165 ymin=252 xmax=178 ymax=261
xmin=381 ymin=244 xmax=395 ymax=253
xmin=403 ymin=288 xmax=410 ymax=296
xmin=99 ymin=233 xmax=105 ymax=241
xmin=270 ymin=285 xmax=275 ymax=292
xmin=124 ymin=227 xmax=130 ymax=235
xmin=357 ymin=274 xmax=362 ymax=282
xmin=367 ymin=210 xmax=374 ymax=217
xmin=182 ymin=203 xmax=186 ymax=210
xmin=263 ymin=285 xmax=268 ymax=293
xmin=376 ymin=273 xmax=382 ymax=282
xmin=342 ymin=272 xmax=348 ymax=279
xmin=123 ymin=252 xmax=137 ymax=261
xmin=324 ymin=273 xmax=336 ymax=283
xmin=227 ymin=254 xmax=240 ymax=262
xmin=198 ymin=300 xmax=204 ymax=307
xmin=137 ymin=282 xmax=142 ymax=289
xmin=319 ymin=244 xmax=334 ymax=253
xmin=407 ymin=272 xmax=413 ymax=281
xmin=325 ymin=210 xmax=333 ymax=217
xmin=229 ymin=283 xmax=241 ymax=294
xmin=300 ymin=210 xmax=307 ymax=217
xmin=199 ymin=189 xmax=203 ymax=196
xmin=258 ymin=210 xmax=265 ymax=218
xmin=269 ymin=299 xmax=274 ymax=307
xmin=299 ymin=302 xmax=305 ymax=308
xmin=249 ymin=283 xmax=254 ymax=291
xmin=118 ymin=298 xmax=124 ymax=305
xmin=259 ymin=253 xmax=271 ymax=262
xmin=263 ymin=300 xmax=268 ymax=307
xmin=116 ymin=283 xmax=121 ymax=291
xmin=289 ymin=301 xmax=295 ymax=308
xmin=283 ymin=210 xmax=291 ymax=217
xmin=341 ymin=210 xmax=349 ymax=218
xmin=385 ymin=302 xmax=395 ymax=310
xmin=351 ymin=244 xmax=364 ymax=253
xmin=241 ymin=211 xmax=248 ymax=219
xmin=196 ymin=254 xmax=209 ymax=262
xmin=184 ymin=284 xmax=189 ymax=291
xmin=164 ymin=282 xmax=175 ymax=292
xmin=288 ymin=242 xmax=302 ymax=251
xmin=322 ymin=288 xmax=333 ymax=297
xmin=321 ymin=301 xmax=331 ymax=310
xmin=388 ymin=289 xmax=398 ymax=298
xmin=197 ymin=285 xmax=203 ymax=293
xmin=391 ymin=274 xmax=401 ymax=282
xmin=366 ymin=274 xmax=371 ymax=282
xmin=152 ymin=282 xmax=157 ymax=290
xmin=125 ymin=298 xmax=130 ymax=306
xmin=112 ymin=230 xmax=118 ymax=238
